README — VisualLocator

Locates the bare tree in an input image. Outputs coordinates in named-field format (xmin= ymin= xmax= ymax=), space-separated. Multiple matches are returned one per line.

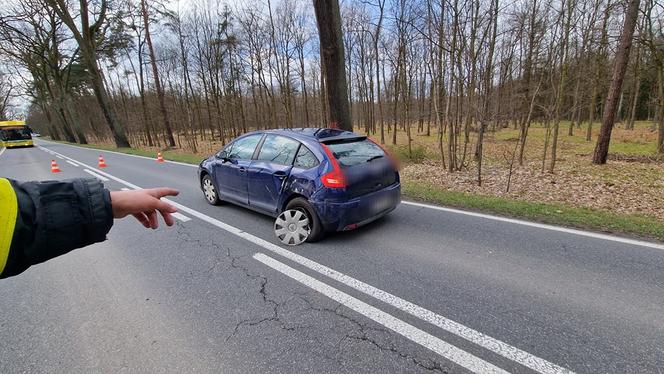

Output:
xmin=313 ymin=0 xmax=351 ymax=130
xmin=477 ymin=0 xmax=499 ymax=185
xmin=548 ymin=0 xmax=574 ymax=173
xmin=45 ymin=0 xmax=131 ymax=147
xmin=141 ymin=0 xmax=175 ymax=147
xmin=593 ymin=0 xmax=640 ymax=164
xmin=0 ymin=70 xmax=13 ymax=120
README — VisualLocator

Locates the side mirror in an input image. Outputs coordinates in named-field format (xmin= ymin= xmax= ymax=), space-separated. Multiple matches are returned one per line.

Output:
xmin=216 ymin=151 xmax=229 ymax=161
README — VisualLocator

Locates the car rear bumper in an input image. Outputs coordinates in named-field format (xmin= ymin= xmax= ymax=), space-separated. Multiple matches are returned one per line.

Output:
xmin=314 ymin=182 xmax=401 ymax=232
xmin=3 ymin=140 xmax=33 ymax=148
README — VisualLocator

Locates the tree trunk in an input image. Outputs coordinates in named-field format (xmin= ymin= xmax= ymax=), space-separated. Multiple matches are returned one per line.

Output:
xmin=569 ymin=76 xmax=581 ymax=136
xmin=627 ymin=40 xmax=641 ymax=130
xmin=518 ymin=0 xmax=539 ymax=166
xmin=141 ymin=0 xmax=176 ymax=147
xmin=476 ymin=0 xmax=498 ymax=186
xmin=587 ymin=85 xmax=597 ymax=141
xmin=549 ymin=0 xmax=574 ymax=173
xmin=658 ymin=67 xmax=664 ymax=153
xmin=593 ymin=0 xmax=640 ymax=164
xmin=313 ymin=0 xmax=352 ymax=131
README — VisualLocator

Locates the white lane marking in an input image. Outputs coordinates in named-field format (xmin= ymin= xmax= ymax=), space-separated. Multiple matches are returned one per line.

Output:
xmin=402 ymin=201 xmax=664 ymax=250
xmin=38 ymin=139 xmax=198 ymax=168
xmin=83 ymin=169 xmax=110 ymax=182
xmin=43 ymin=145 xmax=575 ymax=374
xmin=0 ymin=147 xmax=5 ymax=157
xmin=66 ymin=160 xmax=80 ymax=167
xmin=254 ymin=253 xmax=508 ymax=374
xmin=37 ymin=140 xmax=662 ymax=250
xmin=56 ymin=155 xmax=63 ymax=159
xmin=172 ymin=212 xmax=191 ymax=222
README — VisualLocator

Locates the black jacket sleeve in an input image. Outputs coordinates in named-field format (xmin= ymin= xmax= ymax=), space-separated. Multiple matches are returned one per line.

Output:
xmin=1 ymin=178 xmax=114 ymax=278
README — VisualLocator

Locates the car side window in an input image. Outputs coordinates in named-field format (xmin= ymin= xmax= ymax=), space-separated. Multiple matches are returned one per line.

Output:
xmin=256 ymin=135 xmax=300 ymax=165
xmin=293 ymin=145 xmax=320 ymax=169
xmin=227 ymin=135 xmax=262 ymax=160
xmin=217 ymin=143 xmax=233 ymax=158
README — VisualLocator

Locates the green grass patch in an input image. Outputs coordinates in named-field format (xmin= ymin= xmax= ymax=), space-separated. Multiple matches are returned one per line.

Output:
xmin=48 ymin=140 xmax=203 ymax=165
xmin=402 ymin=180 xmax=664 ymax=242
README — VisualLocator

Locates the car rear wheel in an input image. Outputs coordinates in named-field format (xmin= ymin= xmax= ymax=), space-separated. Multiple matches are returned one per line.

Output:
xmin=275 ymin=198 xmax=323 ymax=245
xmin=201 ymin=174 xmax=220 ymax=205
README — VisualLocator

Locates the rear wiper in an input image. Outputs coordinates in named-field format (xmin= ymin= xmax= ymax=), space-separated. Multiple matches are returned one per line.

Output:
xmin=367 ymin=155 xmax=385 ymax=162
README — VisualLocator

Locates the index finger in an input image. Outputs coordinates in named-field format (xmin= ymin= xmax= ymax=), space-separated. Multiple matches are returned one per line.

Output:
xmin=147 ymin=187 xmax=180 ymax=199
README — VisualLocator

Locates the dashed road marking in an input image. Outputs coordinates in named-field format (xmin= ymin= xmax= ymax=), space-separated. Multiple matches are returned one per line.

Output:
xmin=83 ymin=168 xmax=109 ymax=182
xmin=172 ymin=212 xmax=191 ymax=222
xmin=66 ymin=160 xmax=80 ymax=167
xmin=39 ymin=139 xmax=198 ymax=168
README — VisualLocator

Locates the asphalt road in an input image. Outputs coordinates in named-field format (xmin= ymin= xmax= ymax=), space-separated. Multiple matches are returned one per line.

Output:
xmin=1 ymin=140 xmax=663 ymax=374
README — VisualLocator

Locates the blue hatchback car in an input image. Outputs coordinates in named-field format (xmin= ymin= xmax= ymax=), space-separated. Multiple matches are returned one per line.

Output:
xmin=198 ymin=128 xmax=401 ymax=245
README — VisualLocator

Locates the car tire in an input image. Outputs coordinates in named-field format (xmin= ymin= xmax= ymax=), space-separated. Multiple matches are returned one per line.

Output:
xmin=275 ymin=197 xmax=324 ymax=245
xmin=201 ymin=174 xmax=221 ymax=205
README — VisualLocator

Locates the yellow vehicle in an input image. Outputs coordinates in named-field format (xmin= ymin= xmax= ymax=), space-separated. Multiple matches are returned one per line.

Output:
xmin=0 ymin=120 xmax=34 ymax=148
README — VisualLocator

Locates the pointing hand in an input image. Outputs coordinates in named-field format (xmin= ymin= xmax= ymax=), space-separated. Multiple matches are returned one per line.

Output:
xmin=110 ymin=188 xmax=180 ymax=229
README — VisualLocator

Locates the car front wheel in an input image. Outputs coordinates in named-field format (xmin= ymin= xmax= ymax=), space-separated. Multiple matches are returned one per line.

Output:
xmin=201 ymin=174 xmax=220 ymax=205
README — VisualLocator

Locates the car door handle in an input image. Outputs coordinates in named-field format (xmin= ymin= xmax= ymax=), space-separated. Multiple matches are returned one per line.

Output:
xmin=273 ymin=171 xmax=288 ymax=179
xmin=239 ymin=167 xmax=246 ymax=173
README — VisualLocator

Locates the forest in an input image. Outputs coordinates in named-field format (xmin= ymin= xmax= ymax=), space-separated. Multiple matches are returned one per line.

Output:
xmin=0 ymin=0 xmax=663 ymax=220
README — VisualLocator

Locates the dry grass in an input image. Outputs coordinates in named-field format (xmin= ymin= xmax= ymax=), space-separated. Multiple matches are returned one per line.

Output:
xmin=363 ymin=121 xmax=664 ymax=221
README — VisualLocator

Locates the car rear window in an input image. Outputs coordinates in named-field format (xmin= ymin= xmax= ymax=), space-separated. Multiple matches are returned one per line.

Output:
xmin=325 ymin=139 xmax=385 ymax=168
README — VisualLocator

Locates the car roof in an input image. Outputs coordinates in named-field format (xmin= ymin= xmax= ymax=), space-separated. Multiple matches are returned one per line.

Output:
xmin=261 ymin=128 xmax=363 ymax=143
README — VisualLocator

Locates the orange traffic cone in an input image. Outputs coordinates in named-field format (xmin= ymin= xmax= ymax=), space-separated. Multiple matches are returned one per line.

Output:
xmin=156 ymin=152 xmax=165 ymax=163
xmin=50 ymin=160 xmax=61 ymax=173
xmin=98 ymin=155 xmax=107 ymax=168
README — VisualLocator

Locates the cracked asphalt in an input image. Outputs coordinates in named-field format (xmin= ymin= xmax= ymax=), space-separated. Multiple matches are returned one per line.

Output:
xmin=1 ymin=141 xmax=663 ymax=373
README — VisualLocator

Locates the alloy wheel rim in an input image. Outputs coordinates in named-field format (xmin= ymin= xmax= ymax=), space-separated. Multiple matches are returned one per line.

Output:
xmin=275 ymin=209 xmax=311 ymax=246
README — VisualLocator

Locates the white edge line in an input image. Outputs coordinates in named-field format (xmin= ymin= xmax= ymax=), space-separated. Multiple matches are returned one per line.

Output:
xmin=83 ymin=169 xmax=110 ymax=182
xmin=171 ymin=212 xmax=191 ymax=222
xmin=401 ymin=201 xmax=664 ymax=250
xmin=0 ymin=147 xmax=5 ymax=157
xmin=38 ymin=139 xmax=662 ymax=249
xmin=66 ymin=160 xmax=79 ymax=167
xmin=38 ymin=139 xmax=198 ymax=168
xmin=44 ymin=146 xmax=574 ymax=374
xmin=253 ymin=253 xmax=508 ymax=374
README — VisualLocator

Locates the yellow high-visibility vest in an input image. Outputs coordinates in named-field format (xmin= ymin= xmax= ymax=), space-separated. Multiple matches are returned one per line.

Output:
xmin=0 ymin=178 xmax=17 ymax=275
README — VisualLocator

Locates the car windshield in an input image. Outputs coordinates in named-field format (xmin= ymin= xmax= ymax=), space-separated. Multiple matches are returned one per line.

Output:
xmin=1 ymin=128 xmax=31 ymax=141
xmin=325 ymin=138 xmax=385 ymax=168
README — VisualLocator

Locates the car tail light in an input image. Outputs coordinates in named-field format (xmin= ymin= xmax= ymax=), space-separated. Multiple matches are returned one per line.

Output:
xmin=320 ymin=144 xmax=346 ymax=188
xmin=368 ymin=138 xmax=400 ymax=170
